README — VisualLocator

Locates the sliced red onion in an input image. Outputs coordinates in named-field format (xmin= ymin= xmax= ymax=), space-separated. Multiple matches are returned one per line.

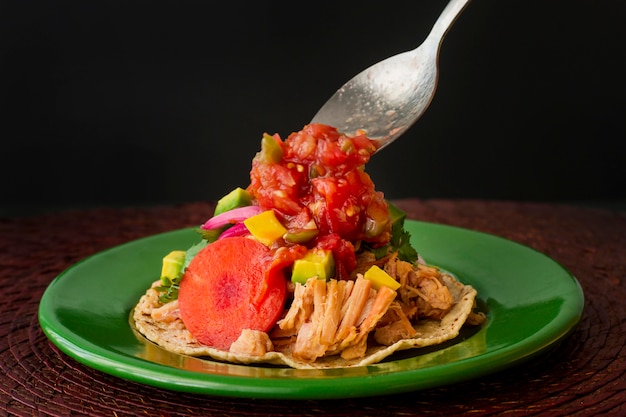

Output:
xmin=201 ymin=205 xmax=262 ymax=230
xmin=217 ymin=222 xmax=250 ymax=240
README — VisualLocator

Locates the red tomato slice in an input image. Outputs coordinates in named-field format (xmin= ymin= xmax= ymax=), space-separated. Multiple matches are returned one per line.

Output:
xmin=178 ymin=237 xmax=286 ymax=350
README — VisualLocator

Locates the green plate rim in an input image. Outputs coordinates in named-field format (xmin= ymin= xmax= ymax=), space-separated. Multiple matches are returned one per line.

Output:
xmin=38 ymin=220 xmax=584 ymax=399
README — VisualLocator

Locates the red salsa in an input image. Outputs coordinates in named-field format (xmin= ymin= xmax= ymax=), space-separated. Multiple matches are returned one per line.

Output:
xmin=247 ymin=124 xmax=391 ymax=279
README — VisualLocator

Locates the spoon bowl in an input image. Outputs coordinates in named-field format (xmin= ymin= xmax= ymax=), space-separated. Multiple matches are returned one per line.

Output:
xmin=311 ymin=0 xmax=471 ymax=152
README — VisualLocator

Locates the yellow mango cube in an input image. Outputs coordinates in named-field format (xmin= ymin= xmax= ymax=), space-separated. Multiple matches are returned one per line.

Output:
xmin=244 ymin=210 xmax=287 ymax=246
xmin=363 ymin=265 xmax=400 ymax=291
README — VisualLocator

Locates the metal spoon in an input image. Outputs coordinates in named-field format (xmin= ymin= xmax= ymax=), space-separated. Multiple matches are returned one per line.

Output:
xmin=311 ymin=0 xmax=471 ymax=152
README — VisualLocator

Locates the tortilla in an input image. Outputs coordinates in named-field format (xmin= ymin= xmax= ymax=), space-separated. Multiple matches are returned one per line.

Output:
xmin=132 ymin=272 xmax=483 ymax=369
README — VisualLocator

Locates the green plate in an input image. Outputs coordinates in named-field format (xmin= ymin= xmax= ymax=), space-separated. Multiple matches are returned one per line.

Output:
xmin=38 ymin=220 xmax=584 ymax=399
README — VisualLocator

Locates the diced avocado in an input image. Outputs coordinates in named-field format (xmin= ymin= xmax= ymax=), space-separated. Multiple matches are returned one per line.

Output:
xmin=363 ymin=265 xmax=400 ymax=291
xmin=283 ymin=220 xmax=319 ymax=244
xmin=243 ymin=210 xmax=287 ymax=246
xmin=214 ymin=187 xmax=252 ymax=216
xmin=284 ymin=228 xmax=319 ymax=243
xmin=291 ymin=249 xmax=335 ymax=284
xmin=161 ymin=250 xmax=186 ymax=283
xmin=259 ymin=133 xmax=283 ymax=163
xmin=387 ymin=201 xmax=407 ymax=227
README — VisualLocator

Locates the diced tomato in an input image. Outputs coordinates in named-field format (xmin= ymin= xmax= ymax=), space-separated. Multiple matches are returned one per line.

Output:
xmin=247 ymin=123 xmax=391 ymax=278
xmin=269 ymin=244 xmax=308 ymax=273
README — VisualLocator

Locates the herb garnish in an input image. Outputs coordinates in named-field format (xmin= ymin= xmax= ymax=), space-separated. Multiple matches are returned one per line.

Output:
xmin=155 ymin=237 xmax=209 ymax=303
xmin=368 ymin=202 xmax=418 ymax=263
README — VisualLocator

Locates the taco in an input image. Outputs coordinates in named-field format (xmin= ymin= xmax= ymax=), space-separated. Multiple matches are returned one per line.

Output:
xmin=132 ymin=124 xmax=485 ymax=369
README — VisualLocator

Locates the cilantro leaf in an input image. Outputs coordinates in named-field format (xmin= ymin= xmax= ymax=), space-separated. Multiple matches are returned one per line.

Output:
xmin=156 ymin=275 xmax=181 ymax=304
xmin=393 ymin=223 xmax=418 ymax=263
xmin=362 ymin=204 xmax=419 ymax=263
xmin=183 ymin=239 xmax=208 ymax=270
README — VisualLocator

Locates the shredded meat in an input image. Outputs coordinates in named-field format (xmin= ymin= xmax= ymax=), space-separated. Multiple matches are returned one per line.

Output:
xmin=150 ymin=299 xmax=181 ymax=323
xmin=229 ymin=329 xmax=274 ymax=356
xmin=383 ymin=253 xmax=454 ymax=320
xmin=274 ymin=281 xmax=314 ymax=336
xmin=275 ymin=276 xmax=396 ymax=362
xmin=413 ymin=274 xmax=454 ymax=318
xmin=270 ymin=253 xmax=461 ymax=359
xmin=333 ymin=276 xmax=372 ymax=347
xmin=338 ymin=284 xmax=396 ymax=360
xmin=358 ymin=253 xmax=460 ymax=345
xmin=374 ymin=302 xmax=418 ymax=345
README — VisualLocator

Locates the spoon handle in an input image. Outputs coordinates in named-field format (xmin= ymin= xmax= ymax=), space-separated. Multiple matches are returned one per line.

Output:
xmin=427 ymin=0 xmax=472 ymax=45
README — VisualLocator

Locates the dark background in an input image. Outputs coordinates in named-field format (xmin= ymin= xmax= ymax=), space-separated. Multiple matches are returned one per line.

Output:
xmin=2 ymin=0 xmax=625 ymax=217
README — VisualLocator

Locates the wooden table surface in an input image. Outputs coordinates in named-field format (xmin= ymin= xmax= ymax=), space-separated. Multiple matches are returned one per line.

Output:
xmin=1 ymin=199 xmax=625 ymax=416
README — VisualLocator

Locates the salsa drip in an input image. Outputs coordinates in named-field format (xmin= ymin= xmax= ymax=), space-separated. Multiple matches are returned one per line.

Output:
xmin=247 ymin=123 xmax=391 ymax=279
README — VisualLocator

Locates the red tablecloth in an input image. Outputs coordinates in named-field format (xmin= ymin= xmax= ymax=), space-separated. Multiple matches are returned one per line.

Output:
xmin=1 ymin=199 xmax=625 ymax=416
